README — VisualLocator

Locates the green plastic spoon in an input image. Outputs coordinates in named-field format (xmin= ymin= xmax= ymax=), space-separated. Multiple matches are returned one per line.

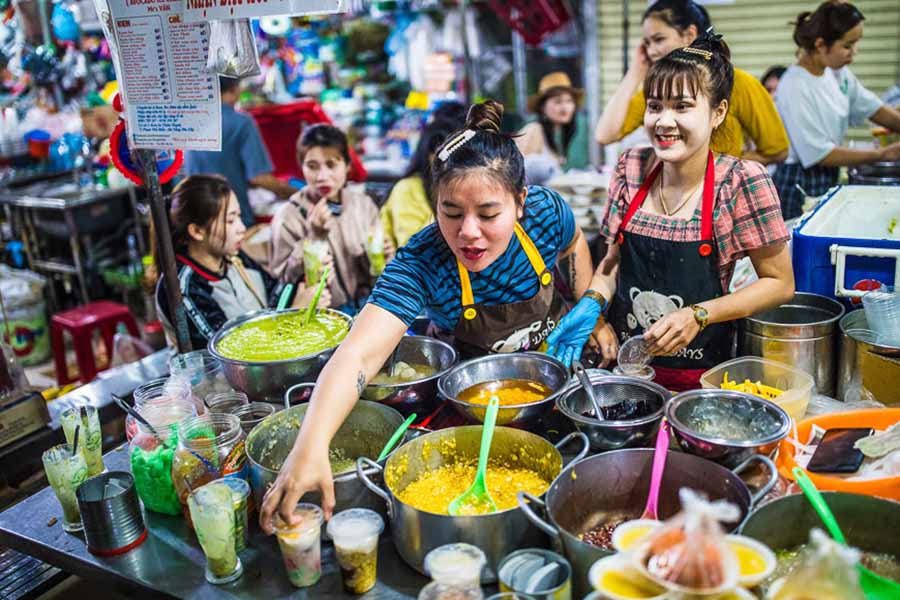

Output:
xmin=449 ymin=396 xmax=500 ymax=516
xmin=276 ymin=283 xmax=294 ymax=311
xmin=303 ymin=266 xmax=330 ymax=326
xmin=793 ymin=467 xmax=900 ymax=600
xmin=377 ymin=413 xmax=417 ymax=462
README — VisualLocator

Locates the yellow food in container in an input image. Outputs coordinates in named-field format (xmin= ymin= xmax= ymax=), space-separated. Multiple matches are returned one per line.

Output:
xmin=721 ymin=372 xmax=784 ymax=400
xmin=457 ymin=379 xmax=553 ymax=406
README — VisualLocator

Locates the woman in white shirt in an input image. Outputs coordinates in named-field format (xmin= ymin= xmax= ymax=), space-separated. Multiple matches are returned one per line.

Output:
xmin=773 ymin=1 xmax=900 ymax=219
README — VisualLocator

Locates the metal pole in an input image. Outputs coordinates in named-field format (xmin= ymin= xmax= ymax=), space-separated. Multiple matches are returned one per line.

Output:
xmin=622 ymin=0 xmax=630 ymax=75
xmin=459 ymin=0 xmax=479 ymax=103
xmin=512 ymin=24 xmax=527 ymax=116
xmin=137 ymin=149 xmax=192 ymax=353
xmin=582 ymin=0 xmax=600 ymax=167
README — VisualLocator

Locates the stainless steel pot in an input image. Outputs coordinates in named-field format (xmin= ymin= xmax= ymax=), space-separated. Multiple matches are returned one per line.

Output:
xmin=361 ymin=335 xmax=458 ymax=417
xmin=207 ymin=308 xmax=352 ymax=403
xmin=849 ymin=161 xmax=900 ymax=186
xmin=518 ymin=449 xmax=777 ymax=598
xmin=740 ymin=491 xmax=900 ymax=556
xmin=357 ymin=426 xmax=589 ymax=581
xmin=739 ymin=292 xmax=845 ymax=396
xmin=438 ymin=352 xmax=570 ymax=426
xmin=666 ymin=389 xmax=791 ymax=468
xmin=838 ymin=309 xmax=900 ymax=403
xmin=244 ymin=397 xmax=406 ymax=514
xmin=556 ymin=374 xmax=669 ymax=452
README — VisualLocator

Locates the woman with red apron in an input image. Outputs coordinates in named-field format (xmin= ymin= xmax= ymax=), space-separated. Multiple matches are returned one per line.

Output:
xmin=549 ymin=34 xmax=794 ymax=391
xmin=260 ymin=100 xmax=597 ymax=526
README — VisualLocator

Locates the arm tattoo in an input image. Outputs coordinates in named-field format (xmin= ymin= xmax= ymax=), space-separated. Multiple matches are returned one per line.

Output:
xmin=356 ymin=371 xmax=366 ymax=395
xmin=558 ymin=253 xmax=578 ymax=297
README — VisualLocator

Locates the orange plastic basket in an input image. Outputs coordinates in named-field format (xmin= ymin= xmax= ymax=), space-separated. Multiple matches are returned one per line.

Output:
xmin=777 ymin=408 xmax=900 ymax=501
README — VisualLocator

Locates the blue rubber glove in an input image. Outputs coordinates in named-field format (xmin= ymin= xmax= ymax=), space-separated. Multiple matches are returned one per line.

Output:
xmin=546 ymin=296 xmax=604 ymax=367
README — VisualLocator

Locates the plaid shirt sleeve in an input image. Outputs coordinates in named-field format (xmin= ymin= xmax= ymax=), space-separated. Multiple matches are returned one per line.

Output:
xmin=600 ymin=148 xmax=653 ymax=242
xmin=714 ymin=159 xmax=790 ymax=269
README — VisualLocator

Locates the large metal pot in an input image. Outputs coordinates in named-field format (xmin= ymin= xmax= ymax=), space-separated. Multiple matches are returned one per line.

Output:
xmin=518 ymin=449 xmax=777 ymax=598
xmin=740 ymin=491 xmax=900 ymax=556
xmin=357 ymin=426 xmax=589 ymax=581
xmin=556 ymin=374 xmax=669 ymax=452
xmin=849 ymin=161 xmax=900 ymax=186
xmin=739 ymin=292 xmax=845 ymax=396
xmin=838 ymin=309 xmax=900 ymax=403
xmin=207 ymin=308 xmax=352 ymax=403
xmin=438 ymin=352 xmax=570 ymax=426
xmin=244 ymin=398 xmax=406 ymax=514
xmin=361 ymin=335 xmax=458 ymax=417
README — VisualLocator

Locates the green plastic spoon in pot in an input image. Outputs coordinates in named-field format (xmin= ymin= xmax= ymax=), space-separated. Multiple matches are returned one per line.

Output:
xmin=449 ymin=396 xmax=500 ymax=516
xmin=377 ymin=413 xmax=417 ymax=462
xmin=793 ymin=467 xmax=900 ymax=600
xmin=276 ymin=283 xmax=294 ymax=311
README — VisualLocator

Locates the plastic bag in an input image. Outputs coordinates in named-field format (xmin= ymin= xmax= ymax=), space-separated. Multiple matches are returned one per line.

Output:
xmin=855 ymin=421 xmax=900 ymax=458
xmin=110 ymin=332 xmax=153 ymax=368
xmin=767 ymin=528 xmax=864 ymax=600
xmin=632 ymin=488 xmax=740 ymax=594
xmin=206 ymin=19 xmax=260 ymax=78
xmin=804 ymin=394 xmax=883 ymax=417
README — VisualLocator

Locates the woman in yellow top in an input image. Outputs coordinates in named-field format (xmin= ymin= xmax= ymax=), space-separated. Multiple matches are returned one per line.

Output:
xmin=380 ymin=108 xmax=466 ymax=248
xmin=594 ymin=0 xmax=789 ymax=165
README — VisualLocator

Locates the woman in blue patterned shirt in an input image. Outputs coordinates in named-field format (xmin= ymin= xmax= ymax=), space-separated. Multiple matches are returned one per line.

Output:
xmin=259 ymin=101 xmax=598 ymax=527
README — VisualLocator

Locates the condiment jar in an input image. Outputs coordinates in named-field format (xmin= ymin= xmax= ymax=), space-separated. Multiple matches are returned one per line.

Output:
xmin=169 ymin=350 xmax=233 ymax=412
xmin=171 ymin=413 xmax=246 ymax=525
xmin=418 ymin=543 xmax=486 ymax=600
xmin=129 ymin=414 xmax=184 ymax=516
xmin=127 ymin=377 xmax=194 ymax=441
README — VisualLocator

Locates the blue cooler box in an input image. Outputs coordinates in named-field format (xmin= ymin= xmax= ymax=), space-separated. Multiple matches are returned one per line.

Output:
xmin=792 ymin=185 xmax=900 ymax=308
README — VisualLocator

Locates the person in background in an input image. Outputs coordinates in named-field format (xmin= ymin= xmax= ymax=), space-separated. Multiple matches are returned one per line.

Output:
xmin=550 ymin=35 xmax=794 ymax=389
xmin=773 ymin=2 xmax=900 ymax=219
xmin=269 ymin=124 xmax=389 ymax=315
xmin=381 ymin=114 xmax=465 ymax=249
xmin=761 ymin=66 xmax=787 ymax=98
xmin=184 ymin=77 xmax=297 ymax=227
xmin=595 ymin=0 xmax=788 ymax=166
xmin=515 ymin=72 xmax=591 ymax=175
xmin=154 ymin=175 xmax=305 ymax=350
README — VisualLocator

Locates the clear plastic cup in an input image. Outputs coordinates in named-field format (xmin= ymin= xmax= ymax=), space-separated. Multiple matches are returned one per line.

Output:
xmin=169 ymin=350 xmax=233 ymax=410
xmin=188 ymin=480 xmax=243 ymax=584
xmin=617 ymin=335 xmax=652 ymax=374
xmin=863 ymin=286 xmax=900 ymax=345
xmin=60 ymin=405 xmax=104 ymax=476
xmin=327 ymin=508 xmax=384 ymax=593
xmin=232 ymin=402 xmax=277 ymax=435
xmin=221 ymin=477 xmax=250 ymax=553
xmin=205 ymin=391 xmax=249 ymax=415
xmin=275 ymin=503 xmax=324 ymax=588
xmin=42 ymin=444 xmax=89 ymax=532
xmin=367 ymin=227 xmax=386 ymax=277
xmin=303 ymin=239 xmax=330 ymax=286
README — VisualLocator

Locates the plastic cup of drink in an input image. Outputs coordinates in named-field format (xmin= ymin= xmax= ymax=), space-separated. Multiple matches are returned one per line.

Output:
xmin=221 ymin=477 xmax=250 ymax=553
xmin=41 ymin=444 xmax=89 ymax=532
xmin=367 ymin=228 xmax=385 ymax=277
xmin=275 ymin=503 xmax=324 ymax=588
xmin=326 ymin=508 xmax=384 ymax=593
xmin=60 ymin=406 xmax=105 ymax=477
xmin=303 ymin=240 xmax=329 ymax=286
xmin=187 ymin=481 xmax=243 ymax=584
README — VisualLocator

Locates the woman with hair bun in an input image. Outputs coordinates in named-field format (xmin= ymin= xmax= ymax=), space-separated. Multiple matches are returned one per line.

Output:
xmin=259 ymin=100 xmax=597 ymax=526
xmin=773 ymin=1 xmax=900 ymax=219
xmin=550 ymin=34 xmax=796 ymax=392
xmin=595 ymin=0 xmax=788 ymax=166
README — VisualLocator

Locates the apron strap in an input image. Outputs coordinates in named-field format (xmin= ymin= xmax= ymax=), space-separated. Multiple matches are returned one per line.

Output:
xmin=617 ymin=162 xmax=662 ymax=245
xmin=456 ymin=222 xmax=550 ymax=321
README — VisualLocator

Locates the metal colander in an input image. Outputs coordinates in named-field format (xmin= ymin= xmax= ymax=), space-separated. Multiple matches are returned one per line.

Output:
xmin=555 ymin=374 xmax=669 ymax=451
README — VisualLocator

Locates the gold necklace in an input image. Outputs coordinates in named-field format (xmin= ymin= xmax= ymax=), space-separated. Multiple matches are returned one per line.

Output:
xmin=657 ymin=171 xmax=702 ymax=217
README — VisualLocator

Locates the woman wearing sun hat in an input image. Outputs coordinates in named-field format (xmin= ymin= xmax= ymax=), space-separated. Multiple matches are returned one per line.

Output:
xmin=516 ymin=72 xmax=591 ymax=172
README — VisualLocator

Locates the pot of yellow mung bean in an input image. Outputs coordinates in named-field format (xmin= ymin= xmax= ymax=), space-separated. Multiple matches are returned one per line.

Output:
xmin=207 ymin=308 xmax=352 ymax=403
xmin=356 ymin=425 xmax=589 ymax=583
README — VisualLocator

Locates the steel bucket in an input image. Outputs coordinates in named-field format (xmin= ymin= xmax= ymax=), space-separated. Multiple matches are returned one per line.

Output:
xmin=739 ymin=292 xmax=844 ymax=396
xmin=740 ymin=491 xmax=900 ymax=555
xmin=357 ymin=426 xmax=589 ymax=581
xmin=361 ymin=335 xmax=458 ymax=417
xmin=438 ymin=352 xmax=570 ymax=426
xmin=76 ymin=471 xmax=146 ymax=557
xmin=207 ymin=308 xmax=352 ymax=403
xmin=244 ymin=394 xmax=406 ymax=515
xmin=518 ymin=448 xmax=777 ymax=598
xmin=838 ymin=309 xmax=900 ymax=403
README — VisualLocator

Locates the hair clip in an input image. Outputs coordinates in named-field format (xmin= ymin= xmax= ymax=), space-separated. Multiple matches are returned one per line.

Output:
xmin=682 ymin=47 xmax=713 ymax=60
xmin=437 ymin=129 xmax=477 ymax=162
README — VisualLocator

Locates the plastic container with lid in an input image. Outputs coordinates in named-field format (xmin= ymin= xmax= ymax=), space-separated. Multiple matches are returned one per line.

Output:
xmin=700 ymin=356 xmax=814 ymax=422
xmin=205 ymin=391 xmax=249 ymax=415
xmin=327 ymin=508 xmax=384 ymax=594
xmin=127 ymin=377 xmax=194 ymax=441
xmin=419 ymin=543 xmax=486 ymax=600
xmin=171 ymin=413 xmax=246 ymax=524
xmin=274 ymin=503 xmax=324 ymax=588
xmin=169 ymin=349 xmax=233 ymax=413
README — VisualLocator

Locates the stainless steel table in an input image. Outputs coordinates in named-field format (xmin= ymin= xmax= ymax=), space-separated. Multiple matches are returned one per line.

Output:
xmin=0 ymin=447 xmax=430 ymax=599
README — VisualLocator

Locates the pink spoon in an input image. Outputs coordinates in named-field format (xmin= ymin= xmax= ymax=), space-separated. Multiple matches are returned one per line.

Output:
xmin=641 ymin=419 xmax=670 ymax=521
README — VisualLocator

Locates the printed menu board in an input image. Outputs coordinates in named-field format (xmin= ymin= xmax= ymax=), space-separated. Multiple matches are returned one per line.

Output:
xmin=182 ymin=0 xmax=342 ymax=23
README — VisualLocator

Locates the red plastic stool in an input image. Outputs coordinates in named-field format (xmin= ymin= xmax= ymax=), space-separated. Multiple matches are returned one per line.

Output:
xmin=51 ymin=301 xmax=140 ymax=385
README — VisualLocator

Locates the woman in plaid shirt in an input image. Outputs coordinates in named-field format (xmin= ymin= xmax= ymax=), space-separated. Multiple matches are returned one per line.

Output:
xmin=549 ymin=34 xmax=796 ymax=391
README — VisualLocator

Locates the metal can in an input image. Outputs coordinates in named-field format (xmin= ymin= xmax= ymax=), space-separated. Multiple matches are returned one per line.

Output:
xmin=498 ymin=548 xmax=572 ymax=600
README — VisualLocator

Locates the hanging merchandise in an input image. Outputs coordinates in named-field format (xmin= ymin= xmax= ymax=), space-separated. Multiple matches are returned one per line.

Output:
xmin=21 ymin=45 xmax=59 ymax=85
xmin=206 ymin=19 xmax=261 ymax=78
xmin=259 ymin=16 xmax=290 ymax=37
xmin=51 ymin=2 xmax=80 ymax=43
xmin=487 ymin=0 xmax=571 ymax=47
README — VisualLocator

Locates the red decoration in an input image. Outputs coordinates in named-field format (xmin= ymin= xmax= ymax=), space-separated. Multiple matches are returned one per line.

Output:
xmin=699 ymin=243 xmax=713 ymax=257
xmin=487 ymin=0 xmax=572 ymax=46
xmin=112 ymin=92 xmax=124 ymax=113
xmin=109 ymin=121 xmax=183 ymax=186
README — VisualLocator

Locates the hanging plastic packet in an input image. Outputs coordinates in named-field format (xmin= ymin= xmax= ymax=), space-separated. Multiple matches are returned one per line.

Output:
xmin=631 ymin=488 xmax=740 ymax=594
xmin=766 ymin=529 xmax=864 ymax=600
xmin=206 ymin=19 xmax=261 ymax=79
